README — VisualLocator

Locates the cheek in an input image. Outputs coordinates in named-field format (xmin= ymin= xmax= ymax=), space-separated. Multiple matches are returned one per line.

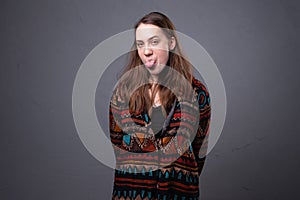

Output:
xmin=137 ymin=50 xmax=144 ymax=60
xmin=156 ymin=50 xmax=169 ymax=63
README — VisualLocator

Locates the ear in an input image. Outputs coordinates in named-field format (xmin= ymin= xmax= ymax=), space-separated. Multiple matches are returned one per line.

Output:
xmin=169 ymin=36 xmax=176 ymax=51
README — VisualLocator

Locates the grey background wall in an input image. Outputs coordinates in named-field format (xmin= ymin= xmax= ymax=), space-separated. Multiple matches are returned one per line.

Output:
xmin=1 ymin=0 xmax=299 ymax=199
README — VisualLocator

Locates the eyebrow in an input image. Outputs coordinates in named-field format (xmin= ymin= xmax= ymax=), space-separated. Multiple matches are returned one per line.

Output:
xmin=136 ymin=35 xmax=160 ymax=42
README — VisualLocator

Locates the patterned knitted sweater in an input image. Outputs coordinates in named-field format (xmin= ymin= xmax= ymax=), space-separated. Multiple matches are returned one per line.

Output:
xmin=109 ymin=78 xmax=211 ymax=200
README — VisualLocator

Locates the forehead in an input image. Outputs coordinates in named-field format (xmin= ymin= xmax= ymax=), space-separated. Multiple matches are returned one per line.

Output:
xmin=136 ymin=23 xmax=166 ymax=40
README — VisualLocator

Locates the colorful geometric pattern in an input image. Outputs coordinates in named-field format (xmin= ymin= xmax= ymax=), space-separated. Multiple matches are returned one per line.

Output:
xmin=109 ymin=78 xmax=211 ymax=200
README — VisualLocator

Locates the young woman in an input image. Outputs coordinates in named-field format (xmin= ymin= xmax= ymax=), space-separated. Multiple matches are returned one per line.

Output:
xmin=109 ymin=12 xmax=211 ymax=200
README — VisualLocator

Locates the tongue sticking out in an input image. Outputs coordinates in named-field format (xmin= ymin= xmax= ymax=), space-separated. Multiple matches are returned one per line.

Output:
xmin=145 ymin=60 xmax=155 ymax=68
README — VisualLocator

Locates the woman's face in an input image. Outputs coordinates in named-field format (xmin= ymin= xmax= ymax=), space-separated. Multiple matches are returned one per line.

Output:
xmin=135 ymin=23 xmax=175 ymax=81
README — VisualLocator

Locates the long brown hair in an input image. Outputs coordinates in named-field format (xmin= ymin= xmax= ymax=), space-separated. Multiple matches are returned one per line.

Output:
xmin=118 ymin=12 xmax=193 ymax=115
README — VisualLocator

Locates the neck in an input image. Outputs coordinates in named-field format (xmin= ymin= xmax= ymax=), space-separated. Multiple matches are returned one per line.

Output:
xmin=150 ymin=75 xmax=159 ymax=83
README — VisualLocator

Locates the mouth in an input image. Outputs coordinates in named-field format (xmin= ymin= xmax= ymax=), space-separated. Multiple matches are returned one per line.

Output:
xmin=145 ymin=60 xmax=156 ymax=68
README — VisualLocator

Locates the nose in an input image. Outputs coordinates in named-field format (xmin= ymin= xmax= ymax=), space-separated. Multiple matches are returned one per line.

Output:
xmin=143 ymin=46 xmax=153 ymax=56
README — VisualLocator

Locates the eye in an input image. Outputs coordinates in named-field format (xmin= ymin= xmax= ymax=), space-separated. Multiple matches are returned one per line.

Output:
xmin=136 ymin=42 xmax=144 ymax=48
xmin=151 ymin=40 xmax=159 ymax=46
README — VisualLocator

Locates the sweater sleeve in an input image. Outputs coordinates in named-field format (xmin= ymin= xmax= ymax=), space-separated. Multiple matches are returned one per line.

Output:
xmin=109 ymin=90 xmax=134 ymax=152
xmin=192 ymin=80 xmax=211 ymax=175
xmin=109 ymin=90 xmax=157 ymax=154
xmin=109 ymin=100 xmax=125 ymax=150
